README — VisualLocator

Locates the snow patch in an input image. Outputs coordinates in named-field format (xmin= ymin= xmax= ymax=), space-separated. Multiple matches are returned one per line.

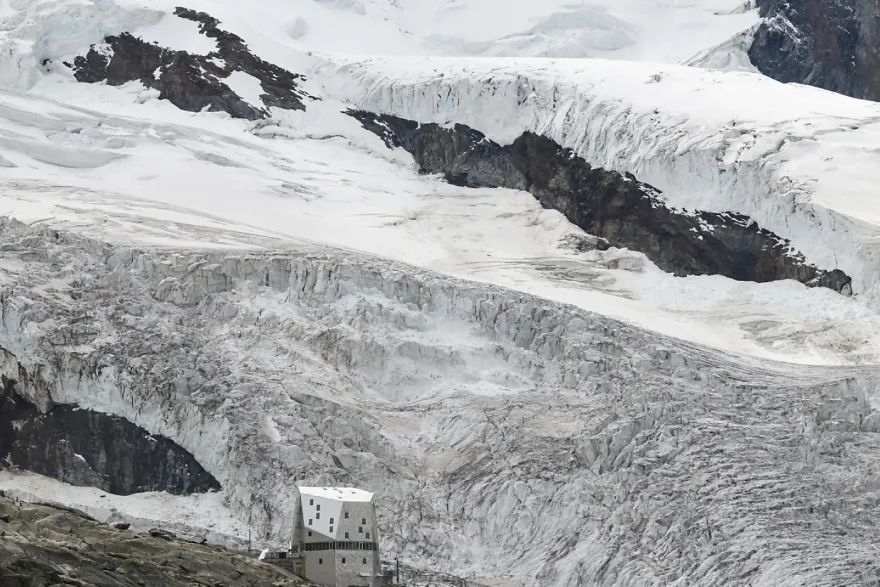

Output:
xmin=225 ymin=69 xmax=265 ymax=107
xmin=0 ymin=470 xmax=253 ymax=549
xmin=263 ymin=416 xmax=282 ymax=443
xmin=133 ymin=11 xmax=218 ymax=55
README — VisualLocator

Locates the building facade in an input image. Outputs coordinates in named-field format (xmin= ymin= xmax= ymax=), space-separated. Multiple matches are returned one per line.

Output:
xmin=291 ymin=486 xmax=381 ymax=587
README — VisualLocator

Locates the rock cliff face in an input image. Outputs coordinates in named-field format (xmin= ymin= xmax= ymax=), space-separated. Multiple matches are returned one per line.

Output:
xmin=750 ymin=0 xmax=880 ymax=101
xmin=0 ymin=496 xmax=308 ymax=586
xmin=72 ymin=8 xmax=307 ymax=119
xmin=351 ymin=111 xmax=852 ymax=293
xmin=0 ymin=373 xmax=219 ymax=496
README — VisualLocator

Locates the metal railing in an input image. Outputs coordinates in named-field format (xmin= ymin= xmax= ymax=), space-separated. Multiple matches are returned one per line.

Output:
xmin=301 ymin=541 xmax=377 ymax=552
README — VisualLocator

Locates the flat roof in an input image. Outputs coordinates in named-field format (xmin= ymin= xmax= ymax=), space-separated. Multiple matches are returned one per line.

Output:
xmin=298 ymin=486 xmax=374 ymax=502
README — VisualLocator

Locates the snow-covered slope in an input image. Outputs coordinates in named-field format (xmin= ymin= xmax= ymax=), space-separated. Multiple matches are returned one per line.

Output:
xmin=1 ymin=1 xmax=880 ymax=586
xmin=0 ymin=0 xmax=762 ymax=98
xmin=0 ymin=80 xmax=876 ymax=365
xmin=324 ymin=56 xmax=880 ymax=300
xmin=260 ymin=0 xmax=760 ymax=63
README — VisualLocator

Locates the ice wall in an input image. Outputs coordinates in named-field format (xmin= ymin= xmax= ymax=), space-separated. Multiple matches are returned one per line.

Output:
xmin=321 ymin=56 xmax=880 ymax=301
xmin=2 ymin=219 xmax=880 ymax=586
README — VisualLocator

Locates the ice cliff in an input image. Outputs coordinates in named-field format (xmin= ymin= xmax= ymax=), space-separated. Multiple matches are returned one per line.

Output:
xmin=322 ymin=55 xmax=880 ymax=304
xmin=3 ymin=219 xmax=880 ymax=585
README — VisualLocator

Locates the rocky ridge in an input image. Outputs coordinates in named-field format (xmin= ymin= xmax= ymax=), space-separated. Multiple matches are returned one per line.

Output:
xmin=351 ymin=110 xmax=852 ymax=293
xmin=749 ymin=0 xmax=880 ymax=102
xmin=72 ymin=7 xmax=308 ymax=119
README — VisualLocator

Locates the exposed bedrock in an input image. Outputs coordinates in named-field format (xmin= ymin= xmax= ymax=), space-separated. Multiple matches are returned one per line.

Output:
xmin=351 ymin=110 xmax=852 ymax=293
xmin=750 ymin=0 xmax=880 ymax=102
xmin=0 ymin=497 xmax=307 ymax=587
xmin=71 ymin=7 xmax=307 ymax=119
xmin=0 ymin=369 xmax=219 ymax=496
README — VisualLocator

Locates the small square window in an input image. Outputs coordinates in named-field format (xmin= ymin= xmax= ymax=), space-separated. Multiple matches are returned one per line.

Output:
xmin=319 ymin=558 xmax=323 ymax=565
xmin=358 ymin=526 xmax=362 ymax=533
xmin=329 ymin=526 xmax=334 ymax=533
xmin=362 ymin=558 xmax=367 ymax=565
xmin=345 ymin=532 xmax=349 ymax=539
xmin=308 ymin=531 xmax=312 ymax=536
xmin=344 ymin=512 xmax=349 ymax=519
xmin=330 ymin=517 xmax=334 ymax=524
xmin=308 ymin=519 xmax=312 ymax=525
xmin=361 ymin=518 xmax=366 ymax=525
xmin=309 ymin=499 xmax=313 ymax=505
xmin=316 ymin=513 xmax=320 ymax=520
xmin=316 ymin=504 xmax=321 ymax=511
xmin=366 ymin=532 xmax=370 ymax=539
xmin=342 ymin=557 xmax=346 ymax=564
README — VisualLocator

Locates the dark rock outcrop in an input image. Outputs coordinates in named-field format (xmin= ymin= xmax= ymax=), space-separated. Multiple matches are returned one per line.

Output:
xmin=351 ymin=111 xmax=852 ymax=293
xmin=72 ymin=7 xmax=307 ymax=119
xmin=0 ymin=497 xmax=310 ymax=586
xmin=0 ymin=374 xmax=220 ymax=495
xmin=749 ymin=0 xmax=880 ymax=102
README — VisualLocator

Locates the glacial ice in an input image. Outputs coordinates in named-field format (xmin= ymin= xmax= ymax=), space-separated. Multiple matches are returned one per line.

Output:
xmin=0 ymin=3 xmax=878 ymax=585
xmin=3 ymin=219 xmax=880 ymax=585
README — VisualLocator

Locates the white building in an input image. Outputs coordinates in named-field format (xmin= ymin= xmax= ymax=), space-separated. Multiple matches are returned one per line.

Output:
xmin=290 ymin=486 xmax=381 ymax=587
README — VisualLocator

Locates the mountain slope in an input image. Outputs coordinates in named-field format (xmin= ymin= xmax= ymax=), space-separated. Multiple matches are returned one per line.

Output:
xmin=750 ymin=0 xmax=880 ymax=102
xmin=325 ymin=55 xmax=880 ymax=301
xmin=0 ymin=1 xmax=875 ymax=364
xmin=0 ymin=2 xmax=880 ymax=586
xmin=264 ymin=0 xmax=759 ymax=63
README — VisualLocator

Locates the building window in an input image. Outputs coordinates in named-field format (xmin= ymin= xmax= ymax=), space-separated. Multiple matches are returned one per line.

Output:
xmin=309 ymin=499 xmax=313 ymax=505
xmin=361 ymin=518 xmax=366 ymax=525
xmin=345 ymin=532 xmax=349 ymax=539
xmin=319 ymin=558 xmax=323 ymax=565
xmin=316 ymin=504 xmax=321 ymax=511
xmin=344 ymin=512 xmax=349 ymax=519
xmin=366 ymin=532 xmax=370 ymax=539
xmin=330 ymin=517 xmax=334 ymax=524
xmin=308 ymin=531 xmax=312 ymax=536
xmin=362 ymin=558 xmax=367 ymax=565
xmin=329 ymin=526 xmax=334 ymax=533
xmin=316 ymin=513 xmax=320 ymax=520
xmin=342 ymin=557 xmax=346 ymax=564
xmin=308 ymin=519 xmax=312 ymax=525
xmin=358 ymin=526 xmax=362 ymax=533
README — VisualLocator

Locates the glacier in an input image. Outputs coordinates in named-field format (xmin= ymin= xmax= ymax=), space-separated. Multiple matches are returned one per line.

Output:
xmin=1 ymin=1 xmax=880 ymax=586
xmin=4 ymin=218 xmax=880 ymax=586
xmin=322 ymin=55 xmax=880 ymax=301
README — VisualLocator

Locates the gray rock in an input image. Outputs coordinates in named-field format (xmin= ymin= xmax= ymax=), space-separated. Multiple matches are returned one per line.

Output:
xmin=750 ymin=0 xmax=880 ymax=102
xmin=0 ymin=373 xmax=220 ymax=496
xmin=350 ymin=110 xmax=852 ymax=293
xmin=71 ymin=8 xmax=308 ymax=119
xmin=148 ymin=527 xmax=176 ymax=540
